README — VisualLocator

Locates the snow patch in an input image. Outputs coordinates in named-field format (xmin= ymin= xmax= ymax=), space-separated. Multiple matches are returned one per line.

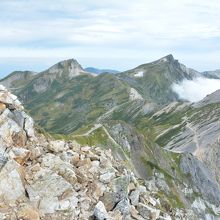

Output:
xmin=161 ymin=57 xmax=168 ymax=62
xmin=134 ymin=71 xmax=144 ymax=78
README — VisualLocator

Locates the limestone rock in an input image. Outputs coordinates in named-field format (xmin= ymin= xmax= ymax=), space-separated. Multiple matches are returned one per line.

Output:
xmin=137 ymin=203 xmax=160 ymax=220
xmin=17 ymin=205 xmax=40 ymax=220
xmin=0 ymin=160 xmax=25 ymax=203
xmin=93 ymin=201 xmax=109 ymax=220
xmin=26 ymin=169 xmax=75 ymax=214
xmin=9 ymin=147 xmax=30 ymax=165
xmin=100 ymin=171 xmax=116 ymax=184
xmin=48 ymin=140 xmax=68 ymax=153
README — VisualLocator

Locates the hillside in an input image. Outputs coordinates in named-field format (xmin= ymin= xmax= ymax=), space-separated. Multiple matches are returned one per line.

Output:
xmin=0 ymin=84 xmax=219 ymax=219
xmin=1 ymin=55 xmax=220 ymax=218
xmin=0 ymin=54 xmax=203 ymax=134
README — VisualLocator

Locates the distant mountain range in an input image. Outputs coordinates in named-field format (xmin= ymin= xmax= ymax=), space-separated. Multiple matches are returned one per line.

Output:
xmin=84 ymin=67 xmax=120 ymax=74
xmin=1 ymin=54 xmax=220 ymax=218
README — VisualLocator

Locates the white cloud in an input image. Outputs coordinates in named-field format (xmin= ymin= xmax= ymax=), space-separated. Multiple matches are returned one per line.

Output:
xmin=0 ymin=0 xmax=220 ymax=72
xmin=172 ymin=77 xmax=220 ymax=102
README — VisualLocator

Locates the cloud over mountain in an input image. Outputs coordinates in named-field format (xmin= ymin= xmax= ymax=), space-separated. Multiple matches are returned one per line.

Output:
xmin=172 ymin=77 xmax=220 ymax=102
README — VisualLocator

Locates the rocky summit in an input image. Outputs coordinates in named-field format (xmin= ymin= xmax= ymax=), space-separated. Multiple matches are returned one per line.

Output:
xmin=0 ymin=83 xmax=201 ymax=219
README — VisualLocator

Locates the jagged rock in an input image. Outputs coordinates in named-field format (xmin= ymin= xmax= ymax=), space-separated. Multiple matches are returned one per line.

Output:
xmin=114 ymin=198 xmax=130 ymax=215
xmin=8 ymin=147 xmax=30 ymax=165
xmin=130 ymin=205 xmax=144 ymax=220
xmin=0 ymin=102 xmax=6 ymax=113
xmin=23 ymin=112 xmax=35 ymax=138
xmin=26 ymin=169 xmax=76 ymax=214
xmin=101 ymin=192 xmax=119 ymax=211
xmin=0 ymin=89 xmax=23 ymax=110
xmin=158 ymin=214 xmax=172 ymax=220
xmin=129 ymin=186 xmax=147 ymax=206
xmin=112 ymin=176 xmax=130 ymax=200
xmin=0 ymin=160 xmax=25 ymax=203
xmin=17 ymin=205 xmax=40 ymax=220
xmin=100 ymin=171 xmax=116 ymax=184
xmin=137 ymin=203 xmax=160 ymax=220
xmin=93 ymin=201 xmax=109 ymax=220
xmin=0 ymin=154 xmax=7 ymax=168
xmin=48 ymin=140 xmax=68 ymax=153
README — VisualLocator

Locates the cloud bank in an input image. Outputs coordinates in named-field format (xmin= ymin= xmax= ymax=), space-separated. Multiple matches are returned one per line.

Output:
xmin=172 ymin=77 xmax=220 ymax=102
xmin=1 ymin=0 xmax=220 ymax=76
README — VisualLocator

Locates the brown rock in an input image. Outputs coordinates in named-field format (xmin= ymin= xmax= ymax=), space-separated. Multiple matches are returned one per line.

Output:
xmin=100 ymin=192 xmax=119 ymax=211
xmin=12 ymin=131 xmax=27 ymax=147
xmin=10 ymin=148 xmax=31 ymax=165
xmin=71 ymin=152 xmax=80 ymax=165
xmin=0 ymin=102 xmax=6 ymax=113
xmin=18 ymin=205 xmax=40 ymax=220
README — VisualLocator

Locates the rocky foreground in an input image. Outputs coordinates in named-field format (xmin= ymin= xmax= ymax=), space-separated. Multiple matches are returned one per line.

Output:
xmin=0 ymin=86 xmax=197 ymax=219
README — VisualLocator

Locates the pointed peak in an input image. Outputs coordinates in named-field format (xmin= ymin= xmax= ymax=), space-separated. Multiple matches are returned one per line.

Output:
xmin=43 ymin=58 xmax=85 ymax=79
xmin=54 ymin=58 xmax=81 ymax=68
xmin=158 ymin=54 xmax=175 ymax=63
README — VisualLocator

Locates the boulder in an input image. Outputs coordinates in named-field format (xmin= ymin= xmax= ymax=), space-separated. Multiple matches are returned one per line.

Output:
xmin=17 ymin=205 xmax=40 ymax=220
xmin=9 ymin=147 xmax=30 ymax=165
xmin=137 ymin=203 xmax=160 ymax=220
xmin=26 ymin=169 xmax=76 ymax=214
xmin=93 ymin=201 xmax=109 ymax=220
xmin=100 ymin=171 xmax=116 ymax=184
xmin=0 ymin=160 xmax=25 ymax=203
xmin=48 ymin=140 xmax=68 ymax=153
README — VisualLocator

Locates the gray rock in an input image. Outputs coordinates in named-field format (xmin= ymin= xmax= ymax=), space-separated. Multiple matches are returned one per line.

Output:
xmin=0 ymin=160 xmax=25 ymax=203
xmin=113 ymin=175 xmax=130 ymax=200
xmin=93 ymin=201 xmax=109 ymax=220
xmin=101 ymin=192 xmax=120 ymax=211
xmin=180 ymin=154 xmax=220 ymax=206
xmin=129 ymin=186 xmax=147 ymax=206
xmin=114 ymin=198 xmax=130 ymax=215
xmin=137 ymin=203 xmax=160 ymax=219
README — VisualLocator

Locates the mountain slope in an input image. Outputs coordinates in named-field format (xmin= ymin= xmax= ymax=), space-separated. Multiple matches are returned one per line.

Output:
xmin=203 ymin=70 xmax=220 ymax=79
xmin=0 ymin=54 xmax=203 ymax=135
xmin=1 ymin=55 xmax=220 ymax=218
xmin=0 ymin=86 xmax=219 ymax=219
xmin=0 ymin=70 xmax=36 ymax=92
xmin=117 ymin=54 xmax=200 ymax=104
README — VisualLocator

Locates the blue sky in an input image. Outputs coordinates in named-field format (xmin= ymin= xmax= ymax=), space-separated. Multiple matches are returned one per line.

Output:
xmin=0 ymin=0 xmax=220 ymax=77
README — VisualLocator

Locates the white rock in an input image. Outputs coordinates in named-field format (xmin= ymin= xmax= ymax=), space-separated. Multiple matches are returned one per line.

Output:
xmin=100 ymin=171 xmax=115 ymax=184
xmin=129 ymin=88 xmax=143 ymax=101
xmin=48 ymin=140 xmax=68 ymax=153
xmin=137 ymin=203 xmax=160 ymax=219
xmin=0 ymin=160 xmax=25 ymax=202
xmin=93 ymin=201 xmax=109 ymax=220
xmin=26 ymin=169 xmax=74 ymax=214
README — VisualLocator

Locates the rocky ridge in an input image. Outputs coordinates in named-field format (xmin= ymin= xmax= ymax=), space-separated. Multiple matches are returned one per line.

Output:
xmin=0 ymin=87 xmax=200 ymax=219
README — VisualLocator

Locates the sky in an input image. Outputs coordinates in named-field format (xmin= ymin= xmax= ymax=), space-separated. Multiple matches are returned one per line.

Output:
xmin=1 ymin=0 xmax=220 ymax=77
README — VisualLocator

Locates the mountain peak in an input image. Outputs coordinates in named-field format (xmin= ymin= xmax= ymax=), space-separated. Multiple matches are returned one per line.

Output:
xmin=157 ymin=54 xmax=175 ymax=63
xmin=45 ymin=58 xmax=85 ymax=79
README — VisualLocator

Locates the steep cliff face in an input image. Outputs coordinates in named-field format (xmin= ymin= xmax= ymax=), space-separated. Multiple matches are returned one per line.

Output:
xmin=0 ymin=87 xmax=219 ymax=219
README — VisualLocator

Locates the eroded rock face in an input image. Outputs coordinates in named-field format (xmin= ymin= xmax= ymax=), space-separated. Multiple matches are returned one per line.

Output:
xmin=0 ymin=86 xmax=217 ymax=219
